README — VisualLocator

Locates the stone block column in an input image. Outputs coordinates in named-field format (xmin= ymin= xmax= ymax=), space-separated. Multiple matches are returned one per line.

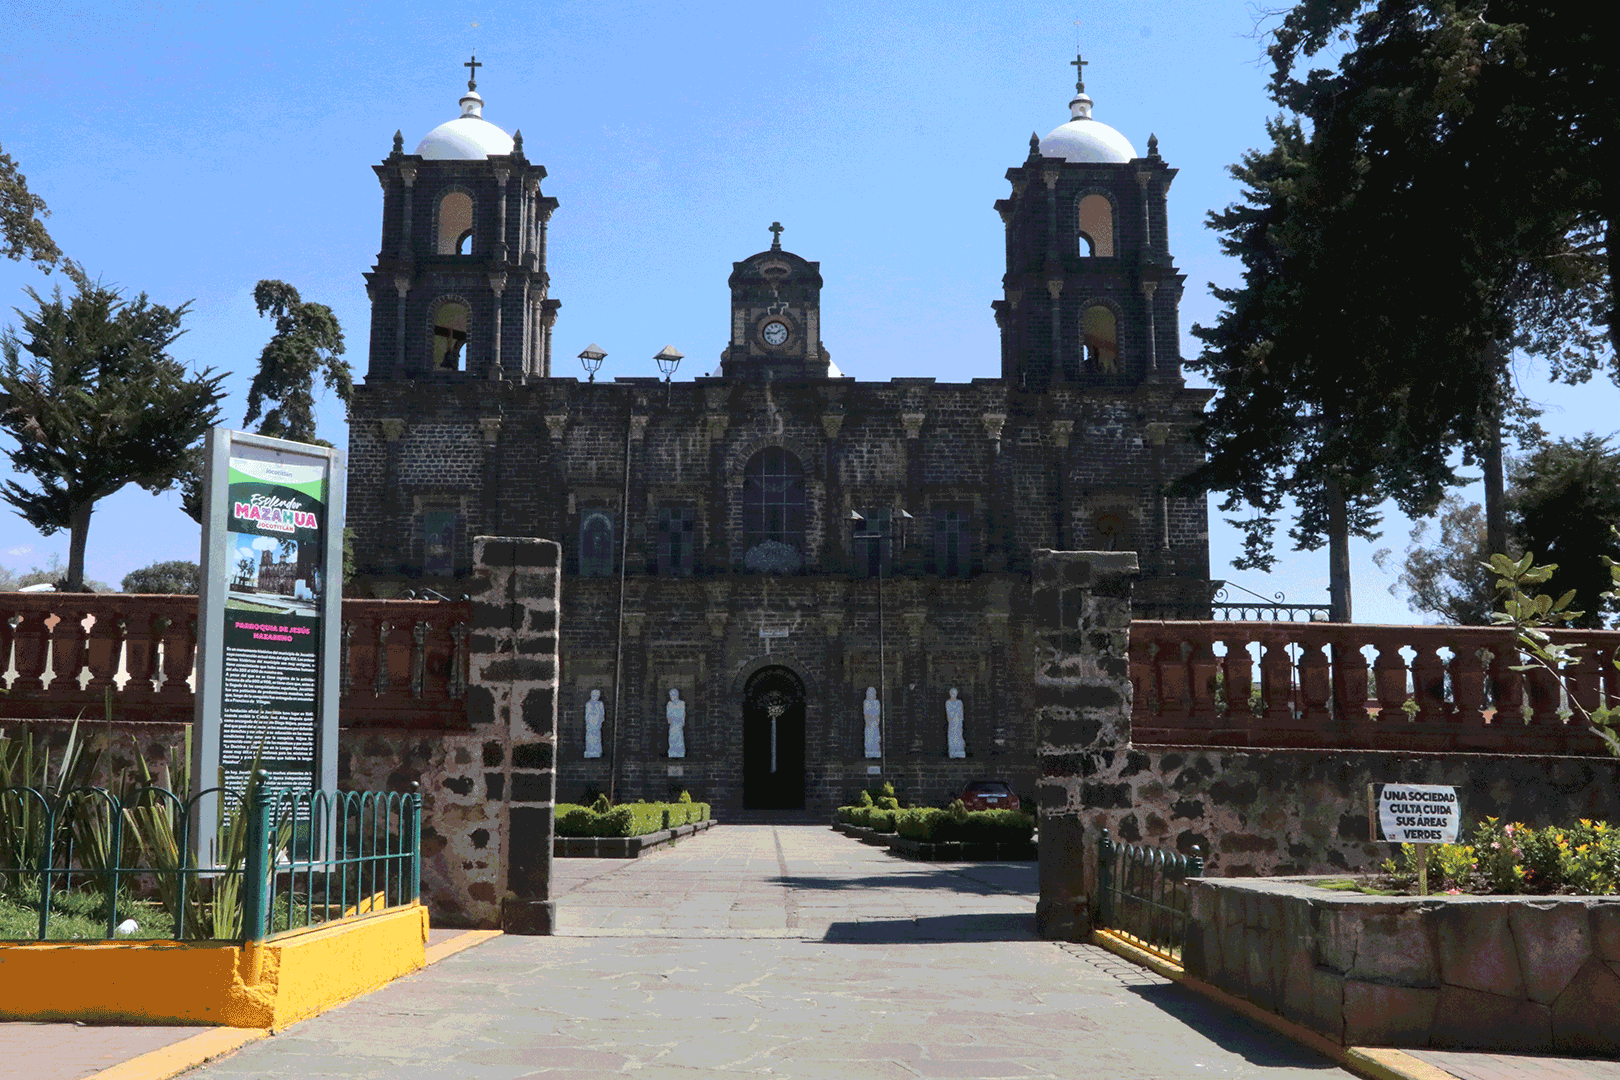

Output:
xmin=1029 ymin=549 xmax=1136 ymax=941
xmin=467 ymin=535 xmax=561 ymax=935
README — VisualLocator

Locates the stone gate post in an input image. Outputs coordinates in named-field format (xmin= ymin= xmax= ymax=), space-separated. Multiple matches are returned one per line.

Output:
xmin=1030 ymin=550 xmax=1136 ymax=941
xmin=467 ymin=535 xmax=561 ymax=935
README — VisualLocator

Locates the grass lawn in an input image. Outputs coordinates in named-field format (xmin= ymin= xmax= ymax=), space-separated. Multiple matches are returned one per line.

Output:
xmin=0 ymin=889 xmax=176 ymax=940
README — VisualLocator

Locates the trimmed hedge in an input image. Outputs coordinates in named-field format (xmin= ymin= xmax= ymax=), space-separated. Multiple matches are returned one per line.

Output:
xmin=835 ymin=805 xmax=898 ymax=832
xmin=895 ymin=807 xmax=1034 ymax=844
xmin=554 ymin=800 xmax=712 ymax=838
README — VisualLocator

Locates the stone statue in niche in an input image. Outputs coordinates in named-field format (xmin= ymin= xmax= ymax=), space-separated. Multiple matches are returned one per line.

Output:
xmin=863 ymin=687 xmax=882 ymax=759
xmin=583 ymin=689 xmax=604 ymax=758
xmin=666 ymin=688 xmax=686 ymax=759
xmin=945 ymin=687 xmax=966 ymax=758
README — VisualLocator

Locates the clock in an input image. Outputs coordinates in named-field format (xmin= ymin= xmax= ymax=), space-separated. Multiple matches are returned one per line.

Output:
xmin=762 ymin=320 xmax=790 ymax=347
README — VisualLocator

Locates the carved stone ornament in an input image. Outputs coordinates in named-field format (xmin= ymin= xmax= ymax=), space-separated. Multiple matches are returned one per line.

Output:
xmin=981 ymin=412 xmax=1007 ymax=443
xmin=478 ymin=417 xmax=503 ymax=443
xmin=544 ymin=413 xmax=568 ymax=441
xmin=1050 ymin=419 xmax=1075 ymax=449
xmin=901 ymin=412 xmax=925 ymax=440
xmin=821 ymin=408 xmax=845 ymax=440
xmin=379 ymin=418 xmax=407 ymax=442
xmin=629 ymin=414 xmax=650 ymax=441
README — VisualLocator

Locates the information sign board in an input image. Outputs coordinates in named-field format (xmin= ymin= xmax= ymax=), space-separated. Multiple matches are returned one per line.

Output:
xmin=1376 ymin=784 xmax=1461 ymax=844
xmin=192 ymin=429 xmax=344 ymax=863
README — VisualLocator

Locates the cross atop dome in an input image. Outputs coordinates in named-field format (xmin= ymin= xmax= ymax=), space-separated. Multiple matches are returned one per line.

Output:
xmin=465 ymin=54 xmax=482 ymax=92
xmin=769 ymin=221 xmax=784 ymax=250
xmin=1070 ymin=52 xmax=1088 ymax=94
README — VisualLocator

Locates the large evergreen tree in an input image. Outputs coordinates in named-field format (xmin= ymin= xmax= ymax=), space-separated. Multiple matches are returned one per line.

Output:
xmin=0 ymin=265 xmax=226 ymax=590
xmin=1387 ymin=436 xmax=1620 ymax=627
xmin=0 ymin=144 xmax=59 ymax=270
xmin=1187 ymin=1 xmax=1612 ymax=619
xmin=178 ymin=280 xmax=350 ymax=522
xmin=242 ymin=279 xmax=350 ymax=443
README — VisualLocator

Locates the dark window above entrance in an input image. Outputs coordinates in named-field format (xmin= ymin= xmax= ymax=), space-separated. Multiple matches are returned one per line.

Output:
xmin=657 ymin=507 xmax=695 ymax=576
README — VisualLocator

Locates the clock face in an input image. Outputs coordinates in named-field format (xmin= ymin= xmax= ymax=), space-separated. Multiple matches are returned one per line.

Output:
xmin=762 ymin=320 xmax=790 ymax=347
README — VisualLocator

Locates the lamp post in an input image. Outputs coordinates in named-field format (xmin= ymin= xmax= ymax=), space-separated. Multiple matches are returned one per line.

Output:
xmin=851 ymin=506 xmax=912 ymax=777
xmin=605 ymin=345 xmax=684 ymax=803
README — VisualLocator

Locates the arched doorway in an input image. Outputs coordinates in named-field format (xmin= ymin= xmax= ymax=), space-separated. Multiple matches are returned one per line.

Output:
xmin=743 ymin=666 xmax=806 ymax=809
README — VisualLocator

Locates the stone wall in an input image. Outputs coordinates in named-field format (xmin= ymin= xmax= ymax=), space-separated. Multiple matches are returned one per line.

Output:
xmin=1032 ymin=549 xmax=1138 ymax=940
xmin=1183 ymin=878 xmax=1620 ymax=1052
xmin=1073 ymin=745 xmax=1620 ymax=879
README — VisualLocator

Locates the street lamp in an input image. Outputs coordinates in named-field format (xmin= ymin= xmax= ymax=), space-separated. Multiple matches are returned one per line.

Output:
xmin=578 ymin=343 xmax=606 ymax=382
xmin=654 ymin=345 xmax=683 ymax=403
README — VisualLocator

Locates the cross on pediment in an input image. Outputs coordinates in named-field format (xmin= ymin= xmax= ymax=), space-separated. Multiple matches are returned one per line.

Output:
xmin=769 ymin=221 xmax=783 ymax=250
xmin=465 ymin=54 xmax=482 ymax=91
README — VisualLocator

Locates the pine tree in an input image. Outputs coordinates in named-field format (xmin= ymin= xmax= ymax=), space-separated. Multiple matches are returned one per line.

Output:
xmin=0 ymin=265 xmax=225 ymax=590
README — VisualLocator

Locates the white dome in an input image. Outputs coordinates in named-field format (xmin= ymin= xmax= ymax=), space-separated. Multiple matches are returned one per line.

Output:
xmin=1038 ymin=86 xmax=1137 ymax=164
xmin=415 ymin=91 xmax=514 ymax=160
xmin=1040 ymin=118 xmax=1136 ymax=163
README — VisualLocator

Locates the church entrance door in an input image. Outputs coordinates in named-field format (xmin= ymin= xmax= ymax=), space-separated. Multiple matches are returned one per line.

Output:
xmin=742 ymin=666 xmax=806 ymax=810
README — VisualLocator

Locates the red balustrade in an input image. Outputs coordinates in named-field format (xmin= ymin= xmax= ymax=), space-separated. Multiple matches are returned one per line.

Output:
xmin=1130 ymin=621 xmax=1620 ymax=755
xmin=0 ymin=595 xmax=469 ymax=730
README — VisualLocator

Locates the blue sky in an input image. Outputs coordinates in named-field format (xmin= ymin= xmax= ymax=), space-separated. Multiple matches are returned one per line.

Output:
xmin=1 ymin=1 xmax=1612 ymax=619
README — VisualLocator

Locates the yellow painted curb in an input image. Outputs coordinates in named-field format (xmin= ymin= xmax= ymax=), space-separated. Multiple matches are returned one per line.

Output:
xmin=425 ymin=928 xmax=502 ymax=965
xmin=0 ymin=904 xmax=429 ymax=1029
xmin=81 ymin=1028 xmax=269 ymax=1080
xmin=1087 ymin=930 xmax=1456 ymax=1080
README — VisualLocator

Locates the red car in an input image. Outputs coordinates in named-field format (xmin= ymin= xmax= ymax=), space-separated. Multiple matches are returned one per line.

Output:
xmin=959 ymin=780 xmax=1020 ymax=812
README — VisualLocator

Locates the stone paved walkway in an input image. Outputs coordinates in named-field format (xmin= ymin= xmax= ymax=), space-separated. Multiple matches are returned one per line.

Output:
xmin=8 ymin=826 xmax=1619 ymax=1079
xmin=174 ymin=825 xmax=1356 ymax=1079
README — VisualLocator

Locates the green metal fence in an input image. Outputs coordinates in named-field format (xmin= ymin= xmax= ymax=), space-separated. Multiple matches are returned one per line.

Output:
xmin=1095 ymin=830 xmax=1203 ymax=963
xmin=1 ymin=775 xmax=421 ymax=942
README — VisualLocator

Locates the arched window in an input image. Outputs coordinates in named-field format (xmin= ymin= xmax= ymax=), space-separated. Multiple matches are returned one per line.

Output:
xmin=742 ymin=448 xmax=806 ymax=563
xmin=1077 ymin=194 xmax=1114 ymax=257
xmin=437 ymin=192 xmax=474 ymax=255
xmin=579 ymin=511 xmax=615 ymax=577
xmin=432 ymin=301 xmax=469 ymax=370
xmin=1082 ymin=306 xmax=1118 ymax=373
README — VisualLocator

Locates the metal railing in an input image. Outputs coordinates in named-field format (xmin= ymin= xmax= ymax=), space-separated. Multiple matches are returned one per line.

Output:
xmin=247 ymin=785 xmax=421 ymax=942
xmin=1095 ymin=830 xmax=1203 ymax=963
xmin=1 ymin=778 xmax=420 ymax=942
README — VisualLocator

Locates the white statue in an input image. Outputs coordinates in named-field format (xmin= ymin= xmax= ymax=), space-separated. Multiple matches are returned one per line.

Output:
xmin=945 ymin=687 xmax=966 ymax=758
xmin=583 ymin=689 xmax=604 ymax=758
xmin=666 ymin=688 xmax=686 ymax=759
xmin=863 ymin=687 xmax=882 ymax=759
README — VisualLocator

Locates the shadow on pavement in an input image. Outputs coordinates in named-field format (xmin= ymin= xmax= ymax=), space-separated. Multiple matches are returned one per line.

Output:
xmin=1125 ymin=983 xmax=1342 ymax=1070
xmin=819 ymin=913 xmax=1038 ymax=943
xmin=775 ymin=865 xmax=1036 ymax=897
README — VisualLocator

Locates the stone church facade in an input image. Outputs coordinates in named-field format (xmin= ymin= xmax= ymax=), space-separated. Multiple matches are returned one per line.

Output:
xmin=348 ymin=60 xmax=1213 ymax=816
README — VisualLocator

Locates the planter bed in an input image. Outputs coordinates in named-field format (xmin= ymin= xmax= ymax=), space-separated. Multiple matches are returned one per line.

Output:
xmin=886 ymin=834 xmax=1037 ymax=862
xmin=830 ymin=822 xmax=1037 ymax=861
xmin=831 ymin=822 xmax=896 ymax=847
xmin=555 ymin=818 xmax=717 ymax=859
xmin=1182 ymin=876 xmax=1620 ymax=1053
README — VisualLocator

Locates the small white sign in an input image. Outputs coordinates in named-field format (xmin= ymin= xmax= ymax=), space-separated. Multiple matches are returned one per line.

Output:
xmin=758 ymin=626 xmax=790 ymax=639
xmin=666 ymin=764 xmax=684 ymax=777
xmin=1378 ymin=784 xmax=1460 ymax=844
xmin=866 ymin=765 xmax=883 ymax=775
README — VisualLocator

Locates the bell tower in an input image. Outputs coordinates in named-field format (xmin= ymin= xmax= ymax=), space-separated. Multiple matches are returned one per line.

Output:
xmin=992 ymin=56 xmax=1184 ymax=391
xmin=364 ymin=58 xmax=560 ymax=382
xmin=718 ymin=223 xmax=836 ymax=380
